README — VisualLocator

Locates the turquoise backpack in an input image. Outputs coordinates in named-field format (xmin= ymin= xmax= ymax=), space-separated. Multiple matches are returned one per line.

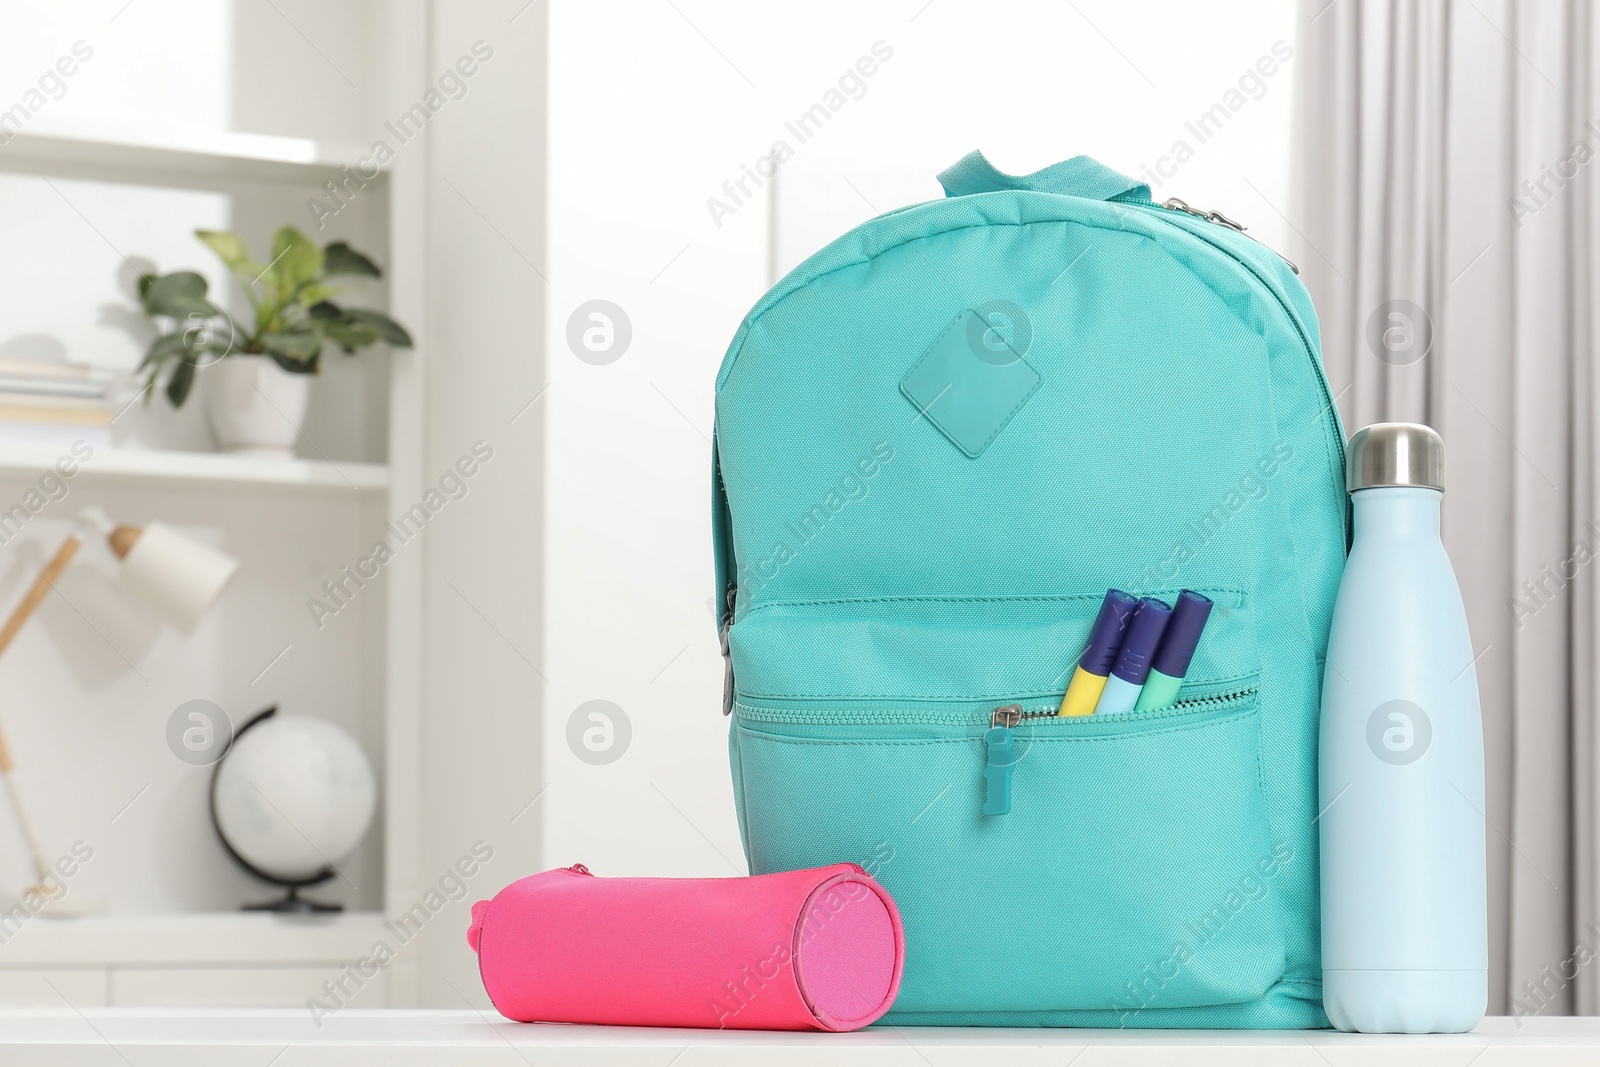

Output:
xmin=712 ymin=152 xmax=1348 ymax=1028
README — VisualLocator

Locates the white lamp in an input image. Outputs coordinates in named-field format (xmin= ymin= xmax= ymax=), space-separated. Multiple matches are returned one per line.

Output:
xmin=0 ymin=507 xmax=239 ymax=901
xmin=79 ymin=507 xmax=240 ymax=629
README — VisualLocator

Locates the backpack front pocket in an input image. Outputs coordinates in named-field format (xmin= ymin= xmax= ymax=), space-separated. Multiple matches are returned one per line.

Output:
xmin=727 ymin=595 xmax=1292 ymax=1019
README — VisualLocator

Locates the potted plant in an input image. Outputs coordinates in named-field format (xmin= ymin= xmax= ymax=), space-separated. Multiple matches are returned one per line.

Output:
xmin=137 ymin=227 xmax=412 ymax=456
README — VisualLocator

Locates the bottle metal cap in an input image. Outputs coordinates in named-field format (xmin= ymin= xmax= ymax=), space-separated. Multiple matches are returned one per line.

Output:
xmin=1347 ymin=422 xmax=1444 ymax=493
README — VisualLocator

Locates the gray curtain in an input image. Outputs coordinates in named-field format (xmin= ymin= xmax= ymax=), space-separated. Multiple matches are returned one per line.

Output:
xmin=1292 ymin=0 xmax=1599 ymax=1015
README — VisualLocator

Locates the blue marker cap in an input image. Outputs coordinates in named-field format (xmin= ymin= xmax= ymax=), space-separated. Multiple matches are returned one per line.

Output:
xmin=1110 ymin=597 xmax=1174 ymax=684
xmin=1150 ymin=590 xmax=1214 ymax=678
xmin=1078 ymin=589 xmax=1140 ymax=677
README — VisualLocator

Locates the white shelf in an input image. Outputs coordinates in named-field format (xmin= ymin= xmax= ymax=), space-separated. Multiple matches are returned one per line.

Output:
xmin=0 ymin=116 xmax=371 ymax=184
xmin=0 ymin=913 xmax=390 ymax=967
xmin=0 ymin=1013 xmax=1592 ymax=1066
xmin=0 ymin=444 xmax=387 ymax=495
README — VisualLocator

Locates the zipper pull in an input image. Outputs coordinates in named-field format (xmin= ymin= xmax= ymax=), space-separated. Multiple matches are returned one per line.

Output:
xmin=1160 ymin=197 xmax=1300 ymax=275
xmin=720 ymin=585 xmax=737 ymax=716
xmin=1161 ymin=196 xmax=1203 ymax=218
xmin=1202 ymin=207 xmax=1246 ymax=232
xmin=983 ymin=704 xmax=1023 ymax=817
xmin=1164 ymin=197 xmax=1246 ymax=230
xmin=566 ymin=862 xmax=592 ymax=876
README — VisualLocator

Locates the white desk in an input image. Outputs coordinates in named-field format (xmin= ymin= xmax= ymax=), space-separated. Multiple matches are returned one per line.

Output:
xmin=0 ymin=1011 xmax=1595 ymax=1065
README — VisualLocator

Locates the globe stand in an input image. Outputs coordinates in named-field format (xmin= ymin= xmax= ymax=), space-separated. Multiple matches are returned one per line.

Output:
xmin=243 ymin=884 xmax=342 ymax=914
xmin=210 ymin=706 xmax=363 ymax=915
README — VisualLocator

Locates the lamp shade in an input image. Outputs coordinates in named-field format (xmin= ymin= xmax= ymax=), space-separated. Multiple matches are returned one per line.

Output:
xmin=118 ymin=522 xmax=239 ymax=628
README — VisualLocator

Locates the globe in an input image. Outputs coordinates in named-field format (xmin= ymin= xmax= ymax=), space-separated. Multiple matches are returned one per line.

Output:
xmin=211 ymin=712 xmax=376 ymax=897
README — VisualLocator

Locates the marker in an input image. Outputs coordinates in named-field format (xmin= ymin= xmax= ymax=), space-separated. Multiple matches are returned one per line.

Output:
xmin=1093 ymin=597 xmax=1173 ymax=716
xmin=1133 ymin=590 xmax=1215 ymax=712
xmin=1057 ymin=590 xmax=1139 ymax=717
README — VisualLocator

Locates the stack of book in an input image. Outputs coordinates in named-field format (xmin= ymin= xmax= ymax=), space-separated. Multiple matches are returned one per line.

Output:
xmin=0 ymin=360 xmax=112 ymax=448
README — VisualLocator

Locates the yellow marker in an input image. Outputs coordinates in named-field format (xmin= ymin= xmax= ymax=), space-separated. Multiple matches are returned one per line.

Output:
xmin=1057 ymin=590 xmax=1139 ymax=716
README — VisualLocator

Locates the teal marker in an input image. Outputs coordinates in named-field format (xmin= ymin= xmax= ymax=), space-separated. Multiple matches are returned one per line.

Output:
xmin=1092 ymin=597 xmax=1172 ymax=716
xmin=1133 ymin=590 xmax=1214 ymax=711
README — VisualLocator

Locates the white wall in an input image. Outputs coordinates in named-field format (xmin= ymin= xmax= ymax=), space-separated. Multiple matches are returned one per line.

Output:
xmin=542 ymin=0 xmax=772 ymax=880
xmin=542 ymin=0 xmax=1298 ymax=880
xmin=408 ymin=0 xmax=548 ymax=1009
xmin=0 ymin=0 xmax=379 ymax=138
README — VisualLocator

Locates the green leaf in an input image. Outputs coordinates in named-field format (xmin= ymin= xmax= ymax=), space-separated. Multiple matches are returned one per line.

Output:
xmin=138 ymin=274 xmax=156 ymax=302
xmin=319 ymin=320 xmax=382 ymax=353
xmin=165 ymin=356 xmax=196 ymax=407
xmin=307 ymin=300 xmax=343 ymax=320
xmin=182 ymin=311 xmax=241 ymax=359
xmin=322 ymin=241 xmax=382 ymax=278
xmin=259 ymin=329 xmax=323 ymax=364
xmin=142 ymin=271 xmax=209 ymax=316
xmin=140 ymin=332 xmax=188 ymax=369
xmin=265 ymin=351 xmax=321 ymax=374
xmin=164 ymin=296 xmax=227 ymax=322
xmin=196 ymin=236 xmax=266 ymax=289
xmin=195 ymin=230 xmax=258 ymax=273
xmin=296 ymin=283 xmax=341 ymax=307
xmin=269 ymin=226 xmax=324 ymax=296
xmin=342 ymin=308 xmax=413 ymax=347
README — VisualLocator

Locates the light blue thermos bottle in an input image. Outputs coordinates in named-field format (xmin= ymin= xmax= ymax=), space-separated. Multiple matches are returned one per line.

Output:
xmin=1320 ymin=423 xmax=1487 ymax=1032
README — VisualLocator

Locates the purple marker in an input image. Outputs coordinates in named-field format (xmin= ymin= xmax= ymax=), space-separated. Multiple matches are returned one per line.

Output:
xmin=1134 ymin=590 xmax=1215 ymax=711
xmin=1057 ymin=590 xmax=1139 ymax=717
xmin=1093 ymin=597 xmax=1174 ymax=715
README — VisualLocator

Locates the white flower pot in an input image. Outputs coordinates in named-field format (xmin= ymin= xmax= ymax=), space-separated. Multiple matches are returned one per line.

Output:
xmin=204 ymin=356 xmax=311 ymax=458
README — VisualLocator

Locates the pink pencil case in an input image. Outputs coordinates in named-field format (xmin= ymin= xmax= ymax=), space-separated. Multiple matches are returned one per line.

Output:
xmin=468 ymin=861 xmax=904 ymax=1031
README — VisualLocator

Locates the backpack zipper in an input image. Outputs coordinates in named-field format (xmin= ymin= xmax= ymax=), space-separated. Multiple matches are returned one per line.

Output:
xmin=982 ymin=687 xmax=1256 ymax=817
xmin=720 ymin=584 xmax=738 ymax=716
xmin=1157 ymin=197 xmax=1299 ymax=275
xmin=1127 ymin=196 xmax=1347 ymax=542
xmin=982 ymin=703 xmax=1048 ymax=816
